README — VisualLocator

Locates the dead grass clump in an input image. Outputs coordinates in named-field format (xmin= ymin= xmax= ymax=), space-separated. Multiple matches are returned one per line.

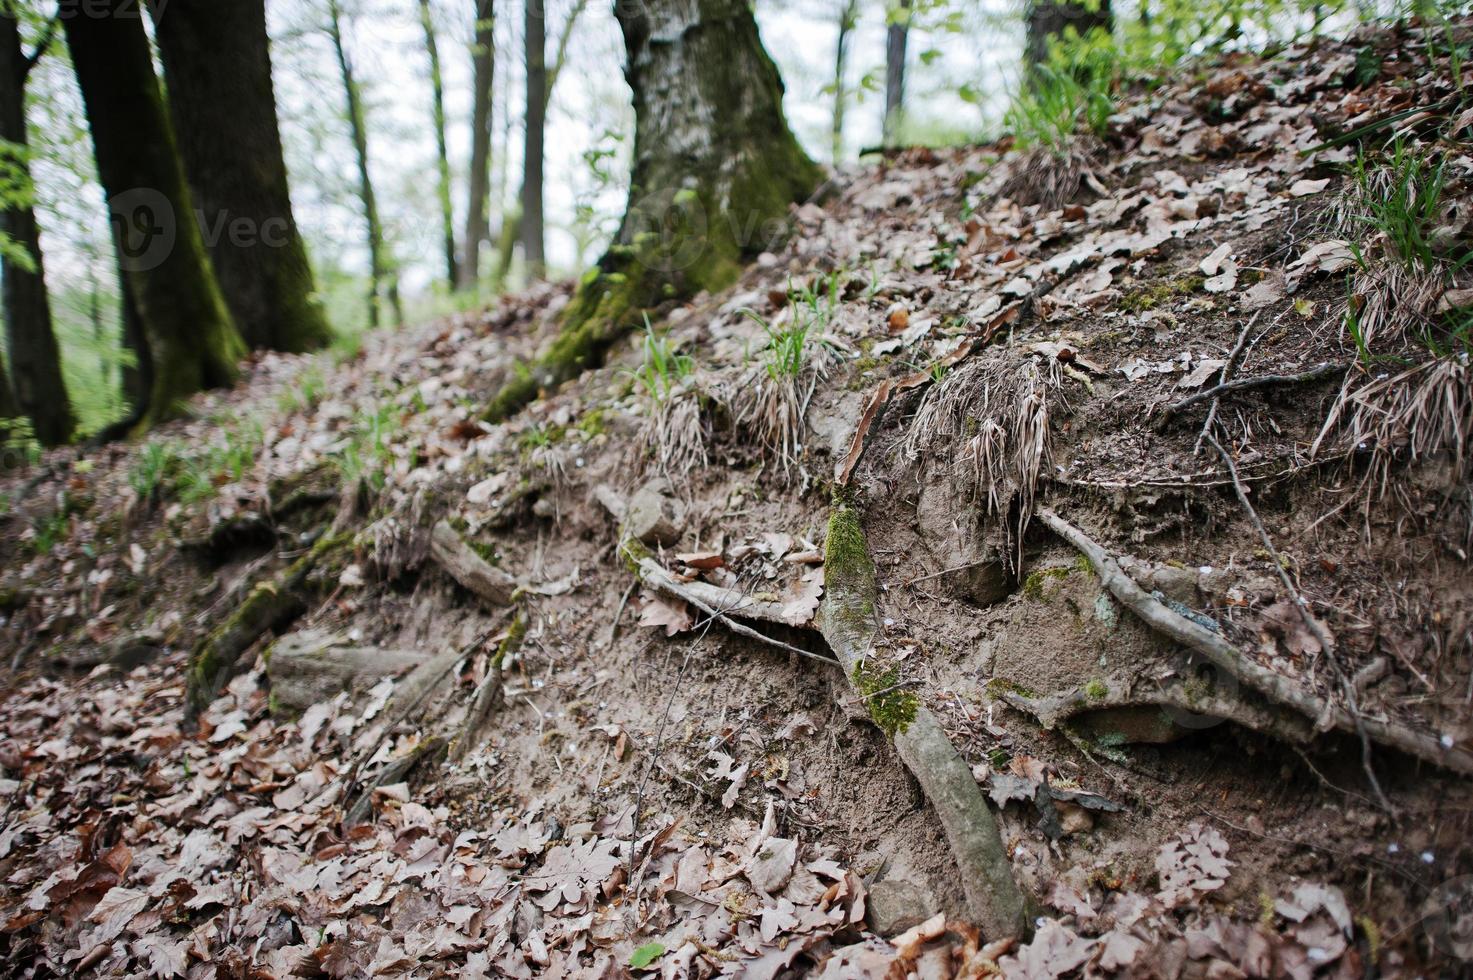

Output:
xmin=1000 ymin=138 xmax=1106 ymax=210
xmin=902 ymin=353 xmax=1065 ymax=567
xmin=1314 ymin=140 xmax=1472 ymax=511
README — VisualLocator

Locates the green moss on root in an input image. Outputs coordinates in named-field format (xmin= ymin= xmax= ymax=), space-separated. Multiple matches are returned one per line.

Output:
xmin=853 ymin=661 xmax=920 ymax=738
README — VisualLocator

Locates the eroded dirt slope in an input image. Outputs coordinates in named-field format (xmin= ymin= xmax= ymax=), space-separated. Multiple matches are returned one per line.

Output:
xmin=2 ymin=19 xmax=1472 ymax=978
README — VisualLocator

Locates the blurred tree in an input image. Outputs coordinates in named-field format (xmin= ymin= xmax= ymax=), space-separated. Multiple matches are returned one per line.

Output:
xmin=1026 ymin=0 xmax=1111 ymax=67
xmin=459 ymin=0 xmax=494 ymax=291
xmin=65 ymin=1 xmax=245 ymax=430
xmin=521 ymin=0 xmax=546 ymax=279
xmin=149 ymin=0 xmax=333 ymax=354
xmin=417 ymin=0 xmax=458 ymax=290
xmin=325 ymin=0 xmax=400 ymax=327
xmin=883 ymin=0 xmax=911 ymax=146
xmin=485 ymin=0 xmax=819 ymax=421
xmin=831 ymin=0 xmax=860 ymax=162
xmin=0 ymin=5 xmax=72 ymax=445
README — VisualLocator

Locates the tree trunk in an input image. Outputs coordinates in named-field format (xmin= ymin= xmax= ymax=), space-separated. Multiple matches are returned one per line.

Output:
xmin=459 ymin=0 xmax=494 ymax=292
xmin=118 ymin=266 xmax=150 ymax=420
xmin=496 ymin=0 xmax=588 ymax=289
xmin=418 ymin=0 xmax=458 ymax=291
xmin=0 ymin=351 xmax=15 ymax=422
xmin=65 ymin=2 xmax=245 ymax=431
xmin=0 ymin=10 xmax=72 ymax=445
xmin=149 ymin=0 xmax=332 ymax=355
xmin=485 ymin=0 xmax=821 ymax=422
xmin=520 ymin=0 xmax=547 ymax=280
xmin=1026 ymin=0 xmax=1112 ymax=67
xmin=326 ymin=0 xmax=396 ymax=328
xmin=883 ymin=0 xmax=910 ymax=147
xmin=831 ymin=0 xmax=859 ymax=163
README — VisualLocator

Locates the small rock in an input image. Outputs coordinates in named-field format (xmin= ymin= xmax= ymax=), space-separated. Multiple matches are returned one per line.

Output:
xmin=627 ymin=481 xmax=685 ymax=548
xmin=866 ymin=879 xmax=939 ymax=937
xmin=1148 ymin=566 xmax=1199 ymax=604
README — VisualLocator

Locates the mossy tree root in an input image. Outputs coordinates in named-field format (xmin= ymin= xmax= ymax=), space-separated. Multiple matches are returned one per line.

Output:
xmin=819 ymin=504 xmax=1028 ymax=942
xmin=186 ymin=533 xmax=351 ymax=718
xmin=449 ymin=613 xmax=526 ymax=763
xmin=1037 ymin=508 xmax=1473 ymax=776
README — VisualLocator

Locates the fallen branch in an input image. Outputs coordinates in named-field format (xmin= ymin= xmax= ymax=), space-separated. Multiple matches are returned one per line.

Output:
xmin=1036 ymin=508 xmax=1473 ymax=776
xmin=430 ymin=520 xmax=518 ymax=606
xmin=1161 ymin=362 xmax=1343 ymax=419
xmin=344 ymin=736 xmax=447 ymax=825
xmin=819 ymin=504 xmax=1027 ymax=941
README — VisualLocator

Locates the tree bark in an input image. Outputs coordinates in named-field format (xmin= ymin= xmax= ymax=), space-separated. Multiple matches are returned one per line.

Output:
xmin=0 ymin=10 xmax=72 ymax=445
xmin=65 ymin=2 xmax=245 ymax=431
xmin=1025 ymin=0 xmax=1112 ymax=67
xmin=831 ymin=0 xmax=860 ymax=163
xmin=326 ymin=0 xmax=398 ymax=328
xmin=883 ymin=0 xmax=910 ymax=147
xmin=0 ymin=351 xmax=15 ymax=422
xmin=520 ymin=0 xmax=547 ymax=280
xmin=459 ymin=0 xmax=494 ymax=292
xmin=485 ymin=0 xmax=821 ymax=422
xmin=149 ymin=0 xmax=332 ymax=355
xmin=418 ymin=0 xmax=458 ymax=291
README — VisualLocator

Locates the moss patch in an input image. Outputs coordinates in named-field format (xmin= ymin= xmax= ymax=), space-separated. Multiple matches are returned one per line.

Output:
xmin=1120 ymin=274 xmax=1206 ymax=312
xmin=853 ymin=661 xmax=919 ymax=738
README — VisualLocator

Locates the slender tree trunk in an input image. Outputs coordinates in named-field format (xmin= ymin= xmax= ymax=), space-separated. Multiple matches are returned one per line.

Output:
xmin=520 ymin=0 xmax=546 ymax=280
xmin=459 ymin=0 xmax=494 ymax=292
xmin=66 ymin=2 xmax=244 ymax=431
xmin=883 ymin=0 xmax=910 ymax=147
xmin=0 ymin=10 xmax=71 ymax=445
xmin=148 ymin=0 xmax=332 ymax=355
xmin=831 ymin=0 xmax=860 ymax=163
xmin=418 ymin=0 xmax=458 ymax=290
xmin=1026 ymin=0 xmax=1112 ymax=67
xmin=485 ymin=0 xmax=820 ymax=421
xmin=502 ymin=0 xmax=589 ymax=287
xmin=326 ymin=0 xmax=396 ymax=328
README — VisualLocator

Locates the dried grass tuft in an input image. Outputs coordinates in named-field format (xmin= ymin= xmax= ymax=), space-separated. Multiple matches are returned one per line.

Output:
xmin=1000 ymin=138 xmax=1105 ymax=210
xmin=902 ymin=354 xmax=1064 ymax=568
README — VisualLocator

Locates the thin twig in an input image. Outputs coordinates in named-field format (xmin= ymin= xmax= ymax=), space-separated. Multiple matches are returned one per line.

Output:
xmin=1205 ymin=432 xmax=1393 ymax=812
xmin=609 ymin=580 xmax=637 ymax=646
xmin=1194 ymin=312 xmax=1262 ymax=456
xmin=1163 ymin=362 xmax=1343 ymax=418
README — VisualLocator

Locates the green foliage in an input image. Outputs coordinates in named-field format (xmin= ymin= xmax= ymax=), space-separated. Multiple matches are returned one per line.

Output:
xmin=629 ymin=943 xmax=665 ymax=970
xmin=334 ymin=401 xmax=401 ymax=491
xmin=631 ymin=314 xmax=693 ymax=404
xmin=29 ymin=508 xmax=70 ymax=555
xmin=1349 ymin=141 xmax=1455 ymax=276
xmin=741 ymin=272 xmax=842 ymax=382
xmin=1005 ymin=30 xmax=1118 ymax=150
xmin=129 ymin=441 xmax=181 ymax=502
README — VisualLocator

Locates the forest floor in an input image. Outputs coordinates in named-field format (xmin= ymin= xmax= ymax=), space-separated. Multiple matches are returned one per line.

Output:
xmin=3 ymin=19 xmax=1473 ymax=979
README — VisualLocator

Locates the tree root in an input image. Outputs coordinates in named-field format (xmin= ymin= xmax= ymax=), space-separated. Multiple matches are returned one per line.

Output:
xmin=820 ymin=504 xmax=1027 ymax=942
xmin=449 ymin=613 xmax=526 ymax=763
xmin=1037 ymin=508 xmax=1473 ymax=776
xmin=430 ymin=520 xmax=517 ymax=606
xmin=344 ymin=736 xmax=447 ymax=825
xmin=186 ymin=532 xmax=353 ymax=718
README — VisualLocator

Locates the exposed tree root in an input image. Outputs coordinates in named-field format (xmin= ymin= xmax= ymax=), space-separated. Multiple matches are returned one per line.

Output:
xmin=1037 ymin=508 xmax=1473 ymax=776
xmin=821 ymin=504 xmax=1027 ymax=942
xmin=186 ymin=532 xmax=353 ymax=718
xmin=344 ymin=736 xmax=447 ymax=825
xmin=449 ymin=613 xmax=526 ymax=763
xmin=430 ymin=520 xmax=518 ymax=606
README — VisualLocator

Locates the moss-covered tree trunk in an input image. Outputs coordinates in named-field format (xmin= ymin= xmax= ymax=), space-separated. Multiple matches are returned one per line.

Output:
xmin=459 ymin=0 xmax=495 ymax=292
xmin=147 ymin=0 xmax=331 ymax=355
xmin=65 ymin=2 xmax=245 ymax=431
xmin=1025 ymin=0 xmax=1112 ymax=66
xmin=485 ymin=0 xmax=821 ymax=421
xmin=0 ymin=10 xmax=72 ymax=446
